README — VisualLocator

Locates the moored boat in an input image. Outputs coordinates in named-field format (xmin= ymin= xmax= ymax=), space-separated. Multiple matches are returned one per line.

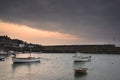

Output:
xmin=12 ymin=48 xmax=40 ymax=63
xmin=73 ymin=52 xmax=91 ymax=62
xmin=12 ymin=57 xmax=40 ymax=63
xmin=0 ymin=55 xmax=5 ymax=61
xmin=0 ymin=50 xmax=9 ymax=55
xmin=74 ymin=67 xmax=88 ymax=74
xmin=73 ymin=56 xmax=91 ymax=62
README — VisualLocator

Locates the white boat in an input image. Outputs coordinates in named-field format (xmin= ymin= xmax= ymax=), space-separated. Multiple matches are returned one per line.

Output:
xmin=12 ymin=49 xmax=40 ymax=63
xmin=12 ymin=57 xmax=40 ymax=63
xmin=0 ymin=55 xmax=5 ymax=61
xmin=73 ymin=52 xmax=91 ymax=62
xmin=0 ymin=51 xmax=8 ymax=55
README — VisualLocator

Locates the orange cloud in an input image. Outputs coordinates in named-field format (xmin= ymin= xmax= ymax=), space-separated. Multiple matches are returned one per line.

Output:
xmin=0 ymin=21 xmax=80 ymax=45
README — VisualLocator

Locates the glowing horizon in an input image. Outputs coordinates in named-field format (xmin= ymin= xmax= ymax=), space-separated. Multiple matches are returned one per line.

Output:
xmin=0 ymin=21 xmax=81 ymax=45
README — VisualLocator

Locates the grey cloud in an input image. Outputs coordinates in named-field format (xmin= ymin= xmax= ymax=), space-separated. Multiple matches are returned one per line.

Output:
xmin=0 ymin=0 xmax=120 ymax=45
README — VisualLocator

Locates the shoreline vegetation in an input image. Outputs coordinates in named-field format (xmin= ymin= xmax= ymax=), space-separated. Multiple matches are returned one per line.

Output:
xmin=0 ymin=35 xmax=120 ymax=54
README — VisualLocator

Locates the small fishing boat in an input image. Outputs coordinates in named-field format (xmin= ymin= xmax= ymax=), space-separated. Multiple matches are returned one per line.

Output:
xmin=0 ymin=50 xmax=8 ymax=55
xmin=12 ymin=49 xmax=40 ymax=63
xmin=12 ymin=57 xmax=40 ymax=63
xmin=73 ymin=56 xmax=91 ymax=62
xmin=73 ymin=52 xmax=91 ymax=62
xmin=74 ymin=67 xmax=88 ymax=74
xmin=0 ymin=55 xmax=5 ymax=61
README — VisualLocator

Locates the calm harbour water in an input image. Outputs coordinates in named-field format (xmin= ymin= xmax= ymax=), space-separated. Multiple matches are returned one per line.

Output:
xmin=0 ymin=53 xmax=120 ymax=80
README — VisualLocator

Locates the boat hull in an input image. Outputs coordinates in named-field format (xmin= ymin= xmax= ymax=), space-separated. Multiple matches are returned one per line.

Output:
xmin=73 ymin=52 xmax=91 ymax=62
xmin=73 ymin=56 xmax=91 ymax=62
xmin=0 ymin=56 xmax=5 ymax=61
xmin=12 ymin=57 xmax=40 ymax=63
xmin=74 ymin=68 xmax=87 ymax=74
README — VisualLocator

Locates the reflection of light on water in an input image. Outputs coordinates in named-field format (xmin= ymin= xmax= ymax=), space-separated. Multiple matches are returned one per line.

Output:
xmin=11 ymin=62 xmax=40 ymax=74
xmin=2 ymin=53 xmax=120 ymax=80
xmin=74 ymin=72 xmax=87 ymax=80
xmin=11 ymin=62 xmax=40 ymax=80
xmin=9 ymin=53 xmax=41 ymax=79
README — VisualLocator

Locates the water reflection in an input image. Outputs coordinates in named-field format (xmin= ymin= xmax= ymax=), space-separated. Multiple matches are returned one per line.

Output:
xmin=11 ymin=62 xmax=40 ymax=73
xmin=74 ymin=72 xmax=87 ymax=77
xmin=74 ymin=73 xmax=87 ymax=80
xmin=1 ymin=53 xmax=119 ymax=80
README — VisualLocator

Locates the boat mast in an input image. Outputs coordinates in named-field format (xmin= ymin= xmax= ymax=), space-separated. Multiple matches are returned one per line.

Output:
xmin=28 ymin=45 xmax=33 ymax=58
xmin=30 ymin=48 xmax=32 ymax=57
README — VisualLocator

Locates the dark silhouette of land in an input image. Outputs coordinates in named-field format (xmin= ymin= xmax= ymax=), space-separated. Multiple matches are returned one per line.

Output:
xmin=0 ymin=35 xmax=120 ymax=54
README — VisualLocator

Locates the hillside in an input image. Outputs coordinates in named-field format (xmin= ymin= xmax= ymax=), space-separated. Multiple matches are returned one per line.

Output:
xmin=0 ymin=35 xmax=120 ymax=54
xmin=0 ymin=35 xmax=43 ymax=52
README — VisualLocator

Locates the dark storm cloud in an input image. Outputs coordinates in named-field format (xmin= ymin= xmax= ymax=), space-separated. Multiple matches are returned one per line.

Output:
xmin=0 ymin=0 xmax=120 ymax=44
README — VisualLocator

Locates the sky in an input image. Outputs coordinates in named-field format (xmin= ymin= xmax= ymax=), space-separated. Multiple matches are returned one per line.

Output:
xmin=0 ymin=0 xmax=120 ymax=46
